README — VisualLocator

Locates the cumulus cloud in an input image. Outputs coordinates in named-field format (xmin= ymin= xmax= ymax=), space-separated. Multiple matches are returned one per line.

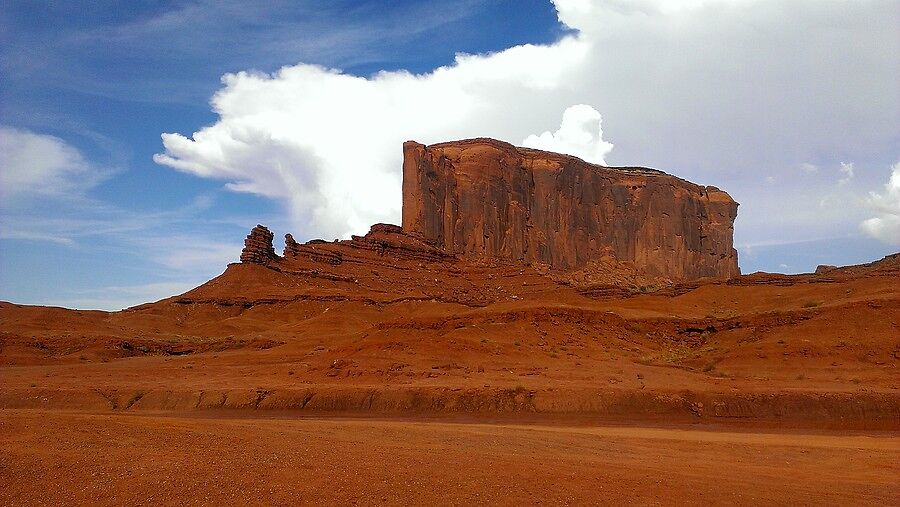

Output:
xmin=522 ymin=105 xmax=613 ymax=164
xmin=154 ymin=36 xmax=591 ymax=238
xmin=154 ymin=0 xmax=899 ymax=244
xmin=0 ymin=126 xmax=109 ymax=205
xmin=860 ymin=162 xmax=900 ymax=245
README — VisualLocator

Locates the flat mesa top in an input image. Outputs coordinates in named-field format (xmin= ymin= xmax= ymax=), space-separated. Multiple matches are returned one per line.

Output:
xmin=416 ymin=137 xmax=669 ymax=177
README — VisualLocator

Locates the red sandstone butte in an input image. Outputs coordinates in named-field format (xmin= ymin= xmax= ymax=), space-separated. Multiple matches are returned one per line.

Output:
xmin=402 ymin=138 xmax=740 ymax=280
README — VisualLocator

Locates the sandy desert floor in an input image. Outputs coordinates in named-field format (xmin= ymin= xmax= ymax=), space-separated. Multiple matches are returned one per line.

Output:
xmin=1 ymin=410 xmax=897 ymax=506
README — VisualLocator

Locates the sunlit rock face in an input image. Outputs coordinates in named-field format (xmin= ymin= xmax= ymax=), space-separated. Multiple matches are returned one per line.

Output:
xmin=402 ymin=138 xmax=739 ymax=280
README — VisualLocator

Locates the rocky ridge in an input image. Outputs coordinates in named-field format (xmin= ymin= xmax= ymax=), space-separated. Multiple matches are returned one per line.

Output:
xmin=241 ymin=138 xmax=741 ymax=285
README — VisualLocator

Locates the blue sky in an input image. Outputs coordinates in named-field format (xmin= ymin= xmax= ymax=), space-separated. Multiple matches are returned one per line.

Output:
xmin=1 ymin=0 xmax=898 ymax=309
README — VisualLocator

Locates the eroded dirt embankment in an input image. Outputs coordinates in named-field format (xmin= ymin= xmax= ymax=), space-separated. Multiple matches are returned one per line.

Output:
xmin=2 ymin=386 xmax=897 ymax=430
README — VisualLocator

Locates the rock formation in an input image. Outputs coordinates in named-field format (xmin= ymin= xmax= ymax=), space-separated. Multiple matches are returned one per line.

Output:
xmin=283 ymin=233 xmax=300 ymax=257
xmin=402 ymin=138 xmax=739 ymax=280
xmin=242 ymin=138 xmax=740 ymax=281
xmin=240 ymin=225 xmax=277 ymax=265
xmin=246 ymin=223 xmax=452 ymax=269
xmin=349 ymin=223 xmax=451 ymax=263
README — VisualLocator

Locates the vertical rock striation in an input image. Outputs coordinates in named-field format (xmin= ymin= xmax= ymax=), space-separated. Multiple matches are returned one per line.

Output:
xmin=402 ymin=138 xmax=739 ymax=280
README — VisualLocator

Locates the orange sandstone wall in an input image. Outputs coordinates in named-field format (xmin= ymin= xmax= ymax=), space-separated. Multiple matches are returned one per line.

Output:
xmin=402 ymin=138 xmax=739 ymax=280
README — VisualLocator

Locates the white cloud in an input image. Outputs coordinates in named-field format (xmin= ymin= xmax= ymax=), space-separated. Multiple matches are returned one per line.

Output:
xmin=154 ymin=0 xmax=899 ymax=245
xmin=0 ymin=126 xmax=109 ymax=205
xmin=136 ymin=235 xmax=241 ymax=271
xmin=860 ymin=162 xmax=900 ymax=245
xmin=522 ymin=105 xmax=613 ymax=164
xmin=48 ymin=281 xmax=207 ymax=311
xmin=838 ymin=162 xmax=855 ymax=184
xmin=800 ymin=163 xmax=818 ymax=174
xmin=154 ymin=36 xmax=590 ymax=238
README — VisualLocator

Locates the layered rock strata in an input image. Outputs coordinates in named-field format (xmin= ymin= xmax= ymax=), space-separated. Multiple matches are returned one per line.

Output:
xmin=243 ymin=223 xmax=452 ymax=268
xmin=283 ymin=233 xmax=300 ymax=257
xmin=240 ymin=225 xmax=278 ymax=265
xmin=402 ymin=138 xmax=739 ymax=280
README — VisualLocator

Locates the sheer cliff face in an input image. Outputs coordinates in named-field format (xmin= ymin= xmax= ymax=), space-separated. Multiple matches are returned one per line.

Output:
xmin=402 ymin=138 xmax=739 ymax=280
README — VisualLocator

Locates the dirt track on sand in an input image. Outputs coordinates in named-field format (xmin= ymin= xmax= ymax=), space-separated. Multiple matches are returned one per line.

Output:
xmin=1 ymin=410 xmax=896 ymax=506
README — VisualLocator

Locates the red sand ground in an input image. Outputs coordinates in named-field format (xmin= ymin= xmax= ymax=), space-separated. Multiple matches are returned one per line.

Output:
xmin=0 ymin=249 xmax=897 ymax=504
xmin=1 ymin=411 xmax=897 ymax=505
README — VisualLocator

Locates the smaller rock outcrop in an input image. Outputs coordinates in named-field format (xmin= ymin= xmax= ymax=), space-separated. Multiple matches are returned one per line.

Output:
xmin=285 ymin=238 xmax=344 ymax=265
xmin=815 ymin=265 xmax=837 ymax=274
xmin=240 ymin=225 xmax=277 ymax=265
xmin=348 ymin=223 xmax=450 ymax=262
xmin=283 ymin=233 xmax=300 ymax=257
xmin=241 ymin=223 xmax=453 ymax=270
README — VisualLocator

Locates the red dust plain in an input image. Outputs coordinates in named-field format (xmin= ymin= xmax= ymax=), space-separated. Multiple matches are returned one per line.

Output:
xmin=1 ymin=141 xmax=898 ymax=505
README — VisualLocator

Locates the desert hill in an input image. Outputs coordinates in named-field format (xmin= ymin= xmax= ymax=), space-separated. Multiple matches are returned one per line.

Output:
xmin=1 ymin=226 xmax=897 ymax=427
